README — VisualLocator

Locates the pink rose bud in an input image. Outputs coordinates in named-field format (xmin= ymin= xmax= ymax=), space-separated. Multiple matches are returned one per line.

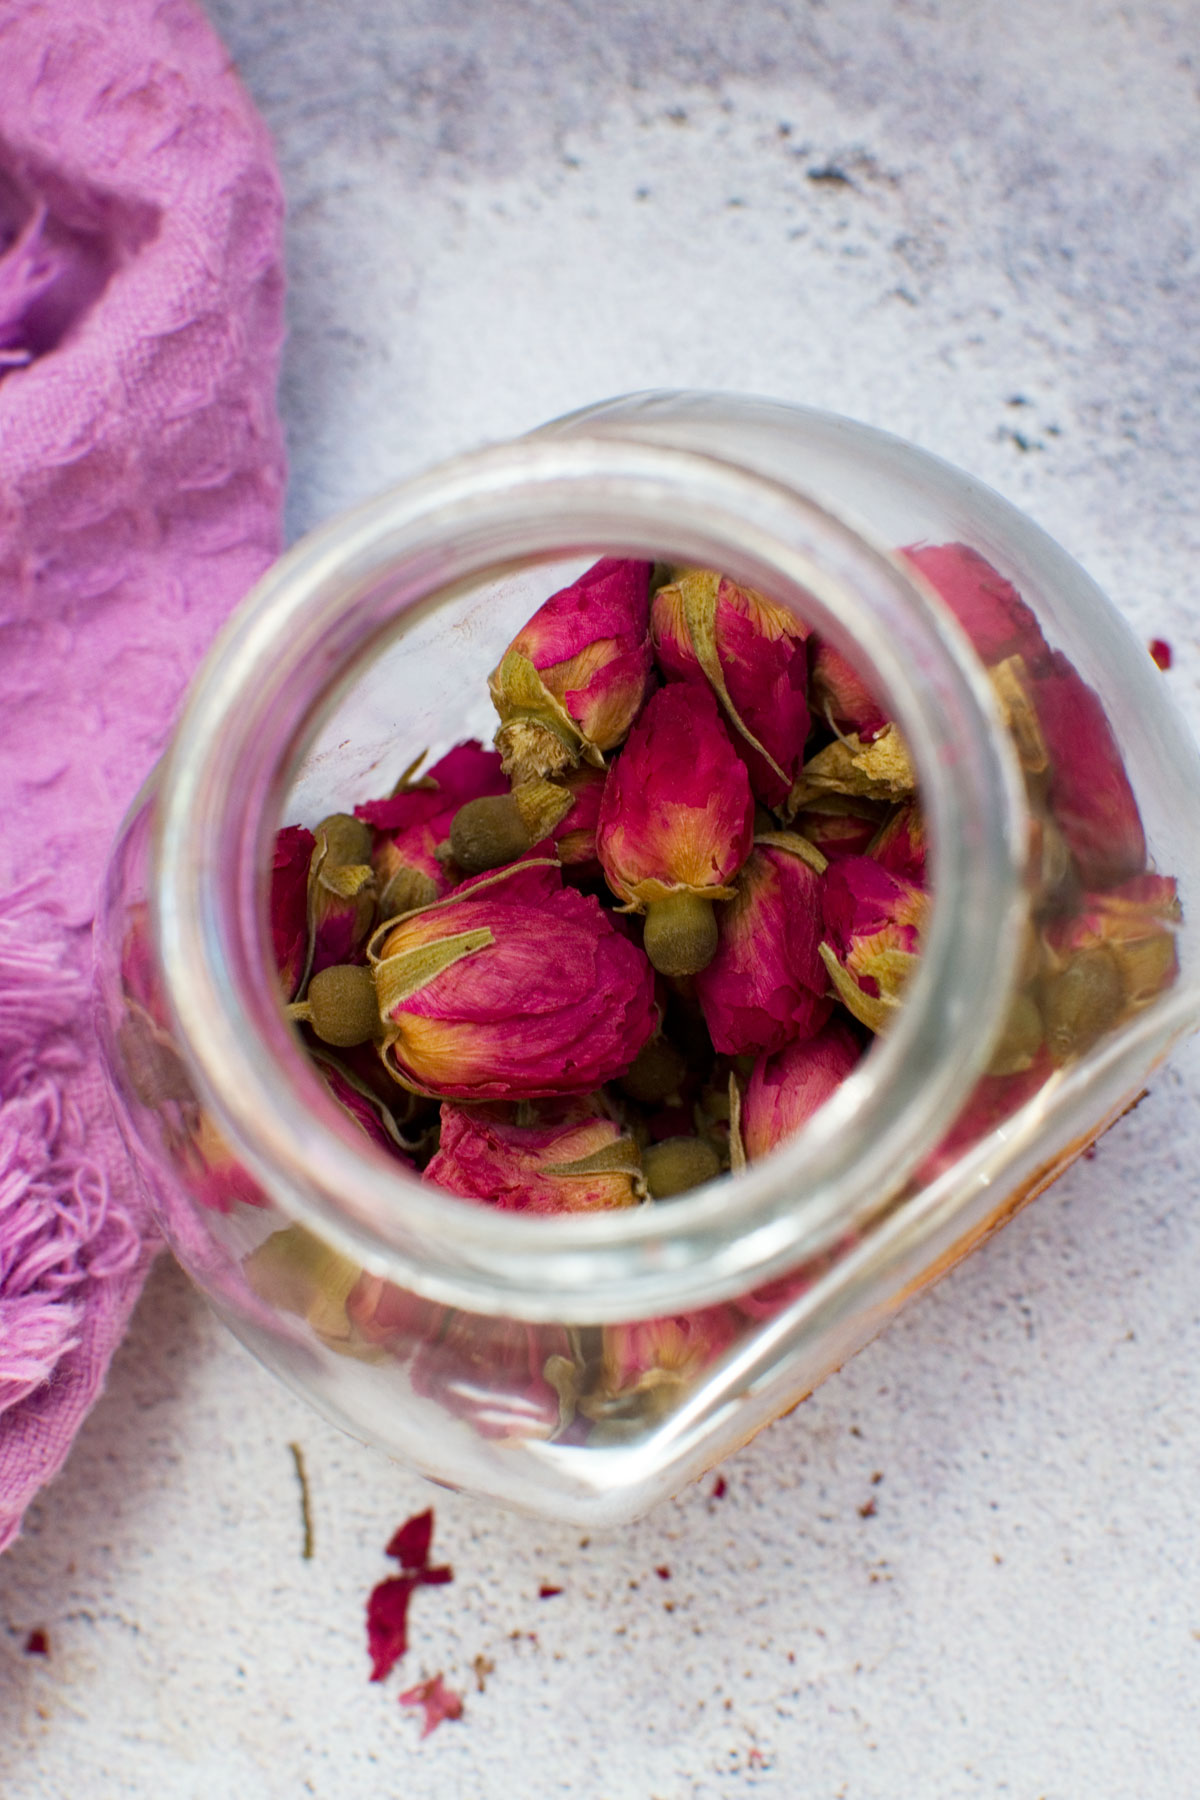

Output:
xmin=651 ymin=568 xmax=810 ymax=807
xmin=271 ymin=825 xmax=316 ymax=1001
xmin=596 ymin=683 xmax=755 ymax=976
xmin=581 ymin=1305 xmax=741 ymax=1423
xmin=819 ymin=856 xmax=928 ymax=1033
xmin=369 ymin=860 xmax=656 ymax=1099
xmin=740 ymin=1018 xmax=863 ymax=1161
xmin=792 ymin=796 xmax=888 ymax=862
xmin=360 ymin=742 xmax=509 ymax=915
xmin=426 ymin=1105 xmax=644 ymax=1214
xmin=868 ymin=802 xmax=926 ymax=885
xmin=693 ymin=837 xmax=832 ymax=1056
xmin=488 ymin=558 xmax=654 ymax=783
xmin=809 ymin=638 xmax=890 ymax=742
xmin=314 ymin=1054 xmax=418 ymax=1167
xmin=308 ymin=812 xmax=377 ymax=977
xmin=1030 ymin=651 xmax=1146 ymax=889
xmin=545 ymin=763 xmax=606 ymax=869
xmin=1039 ymin=873 xmax=1179 ymax=1062
xmin=901 ymin=542 xmax=1051 ymax=671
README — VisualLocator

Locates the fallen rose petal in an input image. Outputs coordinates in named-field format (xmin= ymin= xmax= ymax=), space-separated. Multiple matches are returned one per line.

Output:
xmin=398 ymin=1673 xmax=464 ymax=1737
xmin=386 ymin=1507 xmax=434 ymax=1570
xmin=367 ymin=1575 xmax=418 ymax=1682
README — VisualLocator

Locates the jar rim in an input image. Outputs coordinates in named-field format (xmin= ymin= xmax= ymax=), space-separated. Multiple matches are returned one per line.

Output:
xmin=154 ymin=418 xmax=1029 ymax=1321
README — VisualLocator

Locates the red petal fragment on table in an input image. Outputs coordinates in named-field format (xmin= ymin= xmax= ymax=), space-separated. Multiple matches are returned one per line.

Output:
xmin=711 ymin=1475 xmax=727 ymax=1499
xmin=1031 ymin=650 xmax=1146 ymax=888
xmin=366 ymin=1574 xmax=417 ymax=1682
xmin=398 ymin=1672 xmax=464 ymax=1737
xmin=24 ymin=1629 xmax=49 ymax=1656
xmin=596 ymin=682 xmax=754 ymax=905
xmin=386 ymin=1506 xmax=434 ymax=1570
xmin=271 ymin=824 xmax=315 ymax=1001
xmin=655 ymin=1564 xmax=672 ymax=1581
xmin=417 ymin=1565 xmax=454 ymax=1587
xmin=538 ymin=1584 xmax=564 ymax=1598
xmin=901 ymin=542 xmax=1050 ymax=671
xmin=1149 ymin=637 xmax=1173 ymax=671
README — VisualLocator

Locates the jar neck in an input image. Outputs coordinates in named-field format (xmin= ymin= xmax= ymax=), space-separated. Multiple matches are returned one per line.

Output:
xmin=154 ymin=432 xmax=1029 ymax=1323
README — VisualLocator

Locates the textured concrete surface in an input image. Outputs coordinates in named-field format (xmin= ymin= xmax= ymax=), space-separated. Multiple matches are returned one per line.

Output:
xmin=4 ymin=3 xmax=1200 ymax=1795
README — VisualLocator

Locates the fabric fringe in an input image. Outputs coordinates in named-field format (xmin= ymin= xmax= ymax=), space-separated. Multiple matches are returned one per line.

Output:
xmin=0 ymin=886 xmax=141 ymax=1418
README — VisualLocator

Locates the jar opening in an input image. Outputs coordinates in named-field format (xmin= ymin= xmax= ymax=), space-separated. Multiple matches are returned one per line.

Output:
xmin=155 ymin=432 xmax=1028 ymax=1321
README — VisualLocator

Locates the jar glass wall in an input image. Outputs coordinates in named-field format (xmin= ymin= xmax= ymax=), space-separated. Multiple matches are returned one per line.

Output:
xmin=96 ymin=394 xmax=1200 ymax=1523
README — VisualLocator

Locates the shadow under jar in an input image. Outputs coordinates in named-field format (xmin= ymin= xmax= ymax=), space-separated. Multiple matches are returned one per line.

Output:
xmin=95 ymin=393 xmax=1200 ymax=1526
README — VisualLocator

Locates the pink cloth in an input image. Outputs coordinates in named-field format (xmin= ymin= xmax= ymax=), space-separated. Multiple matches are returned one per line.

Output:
xmin=0 ymin=1 xmax=286 ymax=1551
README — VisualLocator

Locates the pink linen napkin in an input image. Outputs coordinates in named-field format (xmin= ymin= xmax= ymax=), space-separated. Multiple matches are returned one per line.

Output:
xmin=0 ymin=0 xmax=286 ymax=1552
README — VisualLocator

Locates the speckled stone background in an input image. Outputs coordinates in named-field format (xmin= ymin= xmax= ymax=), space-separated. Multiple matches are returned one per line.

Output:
xmin=3 ymin=4 xmax=1200 ymax=1795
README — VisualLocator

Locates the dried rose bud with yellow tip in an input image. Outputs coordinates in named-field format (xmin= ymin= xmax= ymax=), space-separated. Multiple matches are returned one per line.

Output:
xmin=579 ymin=1304 xmax=741 ymax=1425
xmin=739 ymin=1018 xmax=863 ymax=1161
xmin=651 ymin=567 xmax=810 ymax=807
xmin=809 ymin=637 xmax=889 ymax=742
xmin=1039 ymin=873 xmax=1179 ymax=1063
xmin=369 ymin=860 xmax=656 ymax=1099
xmin=596 ymin=683 xmax=754 ymax=977
xmin=488 ymin=558 xmax=654 ymax=784
xmin=818 ymin=856 xmax=928 ymax=1033
xmin=693 ymin=835 xmax=832 ymax=1056
xmin=308 ymin=812 xmax=377 ymax=977
xmin=358 ymin=741 xmax=508 ymax=912
xmin=425 ymin=1106 xmax=645 ymax=1213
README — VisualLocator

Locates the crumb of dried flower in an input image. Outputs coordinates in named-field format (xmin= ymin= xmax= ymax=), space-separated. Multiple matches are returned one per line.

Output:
xmin=398 ymin=1671 xmax=464 ymax=1737
xmin=287 ymin=1442 xmax=314 ymax=1560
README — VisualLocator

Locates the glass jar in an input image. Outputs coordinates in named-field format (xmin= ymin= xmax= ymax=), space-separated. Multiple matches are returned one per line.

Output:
xmin=95 ymin=392 xmax=1200 ymax=1525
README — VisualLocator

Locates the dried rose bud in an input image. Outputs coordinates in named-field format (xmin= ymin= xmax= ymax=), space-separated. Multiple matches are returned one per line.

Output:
xmin=1030 ymin=651 xmax=1146 ymax=889
xmin=901 ymin=542 xmax=1051 ymax=671
xmin=243 ymin=1222 xmax=368 ymax=1351
xmin=819 ymin=856 xmax=928 ymax=1033
xmin=868 ymin=802 xmax=926 ymax=885
xmin=289 ymin=962 xmax=380 ymax=1046
xmin=642 ymin=1136 xmax=721 ymax=1198
xmin=596 ymin=683 xmax=754 ymax=977
xmin=315 ymin=1054 xmax=421 ymax=1161
xmin=740 ymin=1019 xmax=863 ymax=1161
xmin=1039 ymin=873 xmax=1179 ymax=1062
xmin=540 ymin=763 xmax=606 ymax=869
xmin=180 ymin=1111 xmax=269 ymax=1214
xmin=580 ymin=1305 xmax=740 ymax=1425
xmin=359 ymin=741 xmax=509 ymax=908
xmin=792 ymin=795 xmax=888 ymax=862
xmin=426 ymin=1106 xmax=645 ymax=1213
xmin=809 ymin=638 xmax=889 ymax=741
xmin=369 ymin=860 xmax=656 ymax=1099
xmin=651 ymin=568 xmax=810 ymax=807
xmin=271 ymin=824 xmax=315 ymax=1001
xmin=309 ymin=813 xmax=377 ymax=978
xmin=488 ymin=558 xmax=654 ymax=783
xmin=788 ymin=723 xmax=915 ymax=811
xmin=693 ymin=836 xmax=832 ymax=1056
